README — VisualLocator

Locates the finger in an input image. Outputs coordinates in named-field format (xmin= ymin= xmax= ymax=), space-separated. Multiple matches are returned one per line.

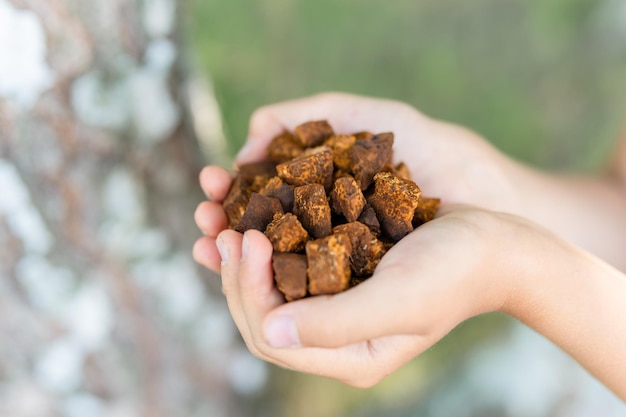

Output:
xmin=217 ymin=230 xmax=295 ymax=369
xmin=215 ymin=230 xmax=254 ymax=342
xmin=236 ymin=92 xmax=417 ymax=165
xmin=194 ymin=201 xmax=228 ymax=237
xmin=192 ymin=236 xmax=222 ymax=273
xmin=199 ymin=166 xmax=233 ymax=202
xmin=236 ymin=230 xmax=286 ymax=344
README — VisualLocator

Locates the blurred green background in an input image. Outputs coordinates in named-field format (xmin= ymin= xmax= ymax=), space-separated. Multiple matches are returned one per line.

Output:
xmin=184 ymin=0 xmax=626 ymax=416
xmin=187 ymin=0 xmax=626 ymax=171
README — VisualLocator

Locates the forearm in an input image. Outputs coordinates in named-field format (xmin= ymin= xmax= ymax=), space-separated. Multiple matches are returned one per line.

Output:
xmin=503 ymin=235 xmax=626 ymax=400
xmin=509 ymin=161 xmax=626 ymax=271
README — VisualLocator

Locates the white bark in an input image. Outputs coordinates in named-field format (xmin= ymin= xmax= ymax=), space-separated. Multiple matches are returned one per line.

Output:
xmin=0 ymin=1 xmax=263 ymax=416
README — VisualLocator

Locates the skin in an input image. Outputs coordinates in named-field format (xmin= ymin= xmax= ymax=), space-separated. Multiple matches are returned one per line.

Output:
xmin=193 ymin=93 xmax=626 ymax=398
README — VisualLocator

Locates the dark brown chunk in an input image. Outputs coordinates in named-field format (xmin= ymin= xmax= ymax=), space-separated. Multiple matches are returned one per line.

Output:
xmin=357 ymin=203 xmax=381 ymax=236
xmin=324 ymin=134 xmax=356 ymax=172
xmin=266 ymin=132 xmax=304 ymax=163
xmin=238 ymin=161 xmax=277 ymax=183
xmin=265 ymin=213 xmax=309 ymax=253
xmin=229 ymin=161 xmax=277 ymax=196
xmin=413 ymin=197 xmax=441 ymax=226
xmin=368 ymin=172 xmax=421 ymax=241
xmin=330 ymin=176 xmax=366 ymax=222
xmin=293 ymin=184 xmax=332 ymax=239
xmin=223 ymin=176 xmax=250 ymax=229
xmin=272 ymin=253 xmax=307 ymax=301
xmin=333 ymin=222 xmax=387 ymax=277
xmin=276 ymin=146 xmax=333 ymax=191
xmin=260 ymin=176 xmax=294 ymax=212
xmin=306 ymin=233 xmax=352 ymax=295
xmin=294 ymin=120 xmax=334 ymax=147
xmin=350 ymin=132 xmax=394 ymax=190
xmin=235 ymin=193 xmax=283 ymax=233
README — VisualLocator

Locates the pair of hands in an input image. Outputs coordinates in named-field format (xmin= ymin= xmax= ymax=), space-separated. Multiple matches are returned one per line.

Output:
xmin=192 ymin=93 xmax=624 ymax=389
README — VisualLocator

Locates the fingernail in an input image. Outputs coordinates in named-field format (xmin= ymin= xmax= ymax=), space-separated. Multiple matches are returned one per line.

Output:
xmin=235 ymin=142 xmax=255 ymax=163
xmin=216 ymin=235 xmax=229 ymax=264
xmin=241 ymin=232 xmax=250 ymax=263
xmin=265 ymin=316 xmax=300 ymax=348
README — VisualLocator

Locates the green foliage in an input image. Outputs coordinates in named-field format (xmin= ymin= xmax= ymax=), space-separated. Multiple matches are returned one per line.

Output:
xmin=186 ymin=0 xmax=625 ymax=169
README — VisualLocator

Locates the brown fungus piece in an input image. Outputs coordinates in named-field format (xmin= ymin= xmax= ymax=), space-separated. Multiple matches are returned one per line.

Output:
xmin=267 ymin=132 xmax=304 ymax=163
xmin=234 ymin=193 xmax=283 ymax=233
xmin=223 ymin=176 xmax=250 ymax=229
xmin=333 ymin=222 xmax=387 ymax=277
xmin=294 ymin=120 xmax=334 ymax=147
xmin=357 ymin=203 xmax=381 ymax=237
xmin=413 ymin=197 xmax=441 ymax=226
xmin=265 ymin=213 xmax=309 ymax=253
xmin=260 ymin=176 xmax=295 ymax=213
xmin=324 ymin=134 xmax=356 ymax=172
xmin=272 ymin=253 xmax=308 ymax=301
xmin=350 ymin=132 xmax=394 ymax=190
xmin=330 ymin=176 xmax=366 ymax=222
xmin=368 ymin=172 xmax=421 ymax=241
xmin=293 ymin=183 xmax=332 ymax=239
xmin=306 ymin=233 xmax=352 ymax=295
xmin=276 ymin=146 xmax=333 ymax=191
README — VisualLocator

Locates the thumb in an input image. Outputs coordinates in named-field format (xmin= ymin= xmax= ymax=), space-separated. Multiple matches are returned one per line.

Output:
xmin=261 ymin=274 xmax=425 ymax=349
xmin=261 ymin=214 xmax=498 ymax=349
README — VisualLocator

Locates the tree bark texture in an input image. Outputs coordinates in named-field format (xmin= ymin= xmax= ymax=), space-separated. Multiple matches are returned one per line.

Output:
xmin=0 ymin=1 xmax=264 ymax=416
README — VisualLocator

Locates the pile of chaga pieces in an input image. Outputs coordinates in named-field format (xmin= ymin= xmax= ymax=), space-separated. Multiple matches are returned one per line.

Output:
xmin=223 ymin=121 xmax=440 ymax=301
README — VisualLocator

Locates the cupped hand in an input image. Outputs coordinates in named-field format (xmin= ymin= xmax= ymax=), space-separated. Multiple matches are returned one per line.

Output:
xmin=209 ymin=206 xmax=531 ymax=387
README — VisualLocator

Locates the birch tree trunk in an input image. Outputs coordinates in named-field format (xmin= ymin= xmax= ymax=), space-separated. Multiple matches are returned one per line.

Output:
xmin=0 ymin=1 xmax=266 ymax=416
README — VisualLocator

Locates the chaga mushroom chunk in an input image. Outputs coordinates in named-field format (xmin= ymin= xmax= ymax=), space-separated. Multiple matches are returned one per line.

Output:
xmin=276 ymin=146 xmax=334 ymax=191
xmin=350 ymin=132 xmax=394 ymax=190
xmin=223 ymin=176 xmax=250 ymax=229
xmin=332 ymin=222 xmax=387 ymax=277
xmin=368 ymin=171 xmax=421 ymax=241
xmin=357 ymin=203 xmax=381 ymax=237
xmin=306 ymin=233 xmax=352 ymax=296
xmin=330 ymin=176 xmax=366 ymax=222
xmin=413 ymin=197 xmax=441 ymax=226
xmin=272 ymin=253 xmax=307 ymax=301
xmin=265 ymin=213 xmax=309 ymax=253
xmin=294 ymin=120 xmax=334 ymax=147
xmin=266 ymin=132 xmax=304 ymax=163
xmin=324 ymin=134 xmax=356 ymax=172
xmin=293 ymin=183 xmax=332 ymax=239
xmin=234 ymin=193 xmax=283 ymax=233
xmin=260 ymin=176 xmax=295 ymax=213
